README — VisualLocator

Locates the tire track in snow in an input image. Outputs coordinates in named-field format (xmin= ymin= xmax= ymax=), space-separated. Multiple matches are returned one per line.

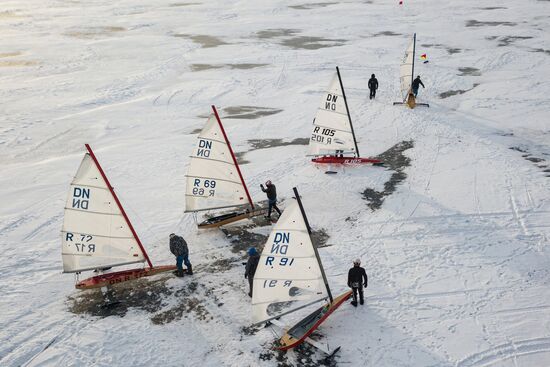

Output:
xmin=456 ymin=337 xmax=550 ymax=367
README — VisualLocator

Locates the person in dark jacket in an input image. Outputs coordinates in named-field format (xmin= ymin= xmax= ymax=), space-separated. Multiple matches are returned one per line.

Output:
xmin=245 ymin=247 xmax=260 ymax=297
xmin=411 ymin=75 xmax=425 ymax=97
xmin=169 ymin=233 xmax=192 ymax=277
xmin=260 ymin=180 xmax=281 ymax=219
xmin=348 ymin=258 xmax=368 ymax=306
xmin=368 ymin=74 xmax=379 ymax=100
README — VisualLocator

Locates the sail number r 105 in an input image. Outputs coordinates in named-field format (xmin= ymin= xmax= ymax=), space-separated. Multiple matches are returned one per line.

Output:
xmin=311 ymin=126 xmax=335 ymax=146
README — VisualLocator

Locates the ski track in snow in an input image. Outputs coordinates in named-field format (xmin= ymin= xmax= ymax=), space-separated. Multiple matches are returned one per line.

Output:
xmin=1 ymin=0 xmax=550 ymax=366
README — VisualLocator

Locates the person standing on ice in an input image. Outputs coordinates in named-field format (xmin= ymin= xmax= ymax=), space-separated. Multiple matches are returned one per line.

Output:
xmin=411 ymin=75 xmax=425 ymax=97
xmin=245 ymin=247 xmax=260 ymax=297
xmin=368 ymin=74 xmax=379 ymax=100
xmin=348 ymin=258 xmax=368 ymax=307
xmin=260 ymin=180 xmax=282 ymax=219
xmin=169 ymin=233 xmax=192 ymax=277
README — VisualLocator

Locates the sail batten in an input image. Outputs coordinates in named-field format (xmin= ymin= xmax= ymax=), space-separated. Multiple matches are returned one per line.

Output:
xmin=62 ymin=259 xmax=145 ymax=274
xmin=308 ymin=70 xmax=358 ymax=157
xmin=61 ymin=151 xmax=148 ymax=273
xmin=185 ymin=111 xmax=252 ymax=213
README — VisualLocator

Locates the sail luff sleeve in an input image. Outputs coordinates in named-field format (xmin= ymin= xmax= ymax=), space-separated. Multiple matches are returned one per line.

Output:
xmin=211 ymin=105 xmax=254 ymax=210
xmin=336 ymin=66 xmax=360 ymax=158
xmin=84 ymin=144 xmax=153 ymax=269
xmin=293 ymin=187 xmax=333 ymax=303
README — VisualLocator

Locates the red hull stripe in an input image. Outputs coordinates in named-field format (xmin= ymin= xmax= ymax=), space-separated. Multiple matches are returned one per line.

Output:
xmin=311 ymin=157 xmax=382 ymax=164
xmin=275 ymin=290 xmax=353 ymax=351
xmin=75 ymin=265 xmax=177 ymax=289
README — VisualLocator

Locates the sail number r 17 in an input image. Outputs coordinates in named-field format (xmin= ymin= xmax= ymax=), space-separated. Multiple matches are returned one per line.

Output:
xmin=65 ymin=232 xmax=96 ymax=253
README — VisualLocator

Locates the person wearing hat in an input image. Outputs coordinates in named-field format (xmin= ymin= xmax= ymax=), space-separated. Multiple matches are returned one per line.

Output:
xmin=245 ymin=247 xmax=260 ymax=297
xmin=347 ymin=258 xmax=368 ymax=306
xmin=169 ymin=233 xmax=192 ymax=277
xmin=260 ymin=180 xmax=281 ymax=219
xmin=411 ymin=75 xmax=425 ymax=97
xmin=368 ymin=74 xmax=379 ymax=100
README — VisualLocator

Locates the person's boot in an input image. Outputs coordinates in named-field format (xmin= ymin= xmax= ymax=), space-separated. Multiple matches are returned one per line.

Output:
xmin=351 ymin=301 xmax=357 ymax=307
xmin=360 ymin=299 xmax=364 ymax=305
xmin=187 ymin=265 xmax=193 ymax=275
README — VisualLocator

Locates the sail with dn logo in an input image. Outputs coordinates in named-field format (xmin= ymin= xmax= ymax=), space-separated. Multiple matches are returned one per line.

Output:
xmin=251 ymin=187 xmax=352 ymax=352
xmin=308 ymin=67 xmax=383 ymax=165
xmin=185 ymin=105 xmax=266 ymax=228
xmin=61 ymin=145 xmax=176 ymax=289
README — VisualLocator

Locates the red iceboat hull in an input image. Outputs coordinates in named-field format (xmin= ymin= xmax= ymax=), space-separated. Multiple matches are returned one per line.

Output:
xmin=75 ymin=265 xmax=177 ymax=289
xmin=311 ymin=156 xmax=382 ymax=165
xmin=276 ymin=290 xmax=353 ymax=351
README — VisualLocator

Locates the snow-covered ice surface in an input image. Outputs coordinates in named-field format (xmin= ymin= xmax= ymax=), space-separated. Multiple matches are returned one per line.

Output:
xmin=1 ymin=0 xmax=550 ymax=366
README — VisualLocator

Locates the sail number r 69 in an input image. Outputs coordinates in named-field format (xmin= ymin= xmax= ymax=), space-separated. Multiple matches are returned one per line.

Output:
xmin=192 ymin=179 xmax=216 ymax=196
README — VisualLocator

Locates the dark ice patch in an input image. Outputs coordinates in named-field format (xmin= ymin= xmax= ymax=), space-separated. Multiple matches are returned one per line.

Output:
xmin=509 ymin=146 xmax=527 ymax=153
xmin=190 ymin=63 xmax=268 ymax=72
xmin=65 ymin=26 xmax=126 ymax=39
xmin=223 ymin=106 xmax=283 ymax=120
xmin=373 ymin=31 xmax=401 ymax=37
xmin=420 ymin=43 xmax=461 ymax=54
xmin=458 ymin=67 xmax=481 ymax=76
xmin=478 ymin=6 xmax=507 ymax=10
xmin=174 ymin=34 xmax=229 ymax=48
xmin=466 ymin=20 xmax=517 ymax=27
xmin=237 ymin=138 xmax=308 ymax=165
xmin=496 ymin=36 xmax=533 ymax=46
xmin=202 ymin=257 xmax=241 ymax=273
xmin=529 ymin=48 xmax=550 ymax=55
xmin=289 ymin=2 xmax=337 ymax=10
xmin=151 ymin=282 xmax=214 ymax=324
xmin=311 ymin=228 xmax=330 ymax=248
xmin=509 ymin=146 xmax=549 ymax=176
xmin=229 ymin=63 xmax=269 ymax=70
xmin=256 ymin=28 xmax=301 ymax=39
xmin=189 ymin=64 xmax=224 ymax=71
xmin=439 ymin=84 xmax=479 ymax=99
xmin=190 ymin=127 xmax=202 ymax=134
xmin=169 ymin=2 xmax=201 ymax=6
xmin=221 ymin=224 xmax=269 ymax=254
xmin=67 ymin=274 xmax=174 ymax=318
xmin=447 ymin=48 xmax=462 ymax=54
xmin=248 ymin=138 xmax=309 ymax=150
xmin=362 ymin=141 xmax=413 ymax=211
xmin=280 ymin=36 xmax=346 ymax=50
xmin=234 ymin=151 xmax=250 ymax=165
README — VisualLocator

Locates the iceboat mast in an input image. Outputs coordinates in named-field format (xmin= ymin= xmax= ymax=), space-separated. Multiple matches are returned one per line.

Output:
xmin=211 ymin=105 xmax=255 ymax=210
xmin=335 ymin=66 xmax=360 ymax=158
xmin=293 ymin=187 xmax=333 ymax=303
xmin=84 ymin=144 xmax=153 ymax=269
xmin=411 ymin=33 xmax=416 ymax=97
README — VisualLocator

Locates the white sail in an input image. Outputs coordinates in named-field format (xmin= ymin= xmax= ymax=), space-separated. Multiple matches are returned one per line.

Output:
xmin=61 ymin=154 xmax=145 ymax=273
xmin=252 ymin=200 xmax=329 ymax=324
xmin=399 ymin=34 xmax=415 ymax=102
xmin=307 ymin=73 xmax=356 ymax=156
xmin=185 ymin=114 xmax=249 ymax=212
